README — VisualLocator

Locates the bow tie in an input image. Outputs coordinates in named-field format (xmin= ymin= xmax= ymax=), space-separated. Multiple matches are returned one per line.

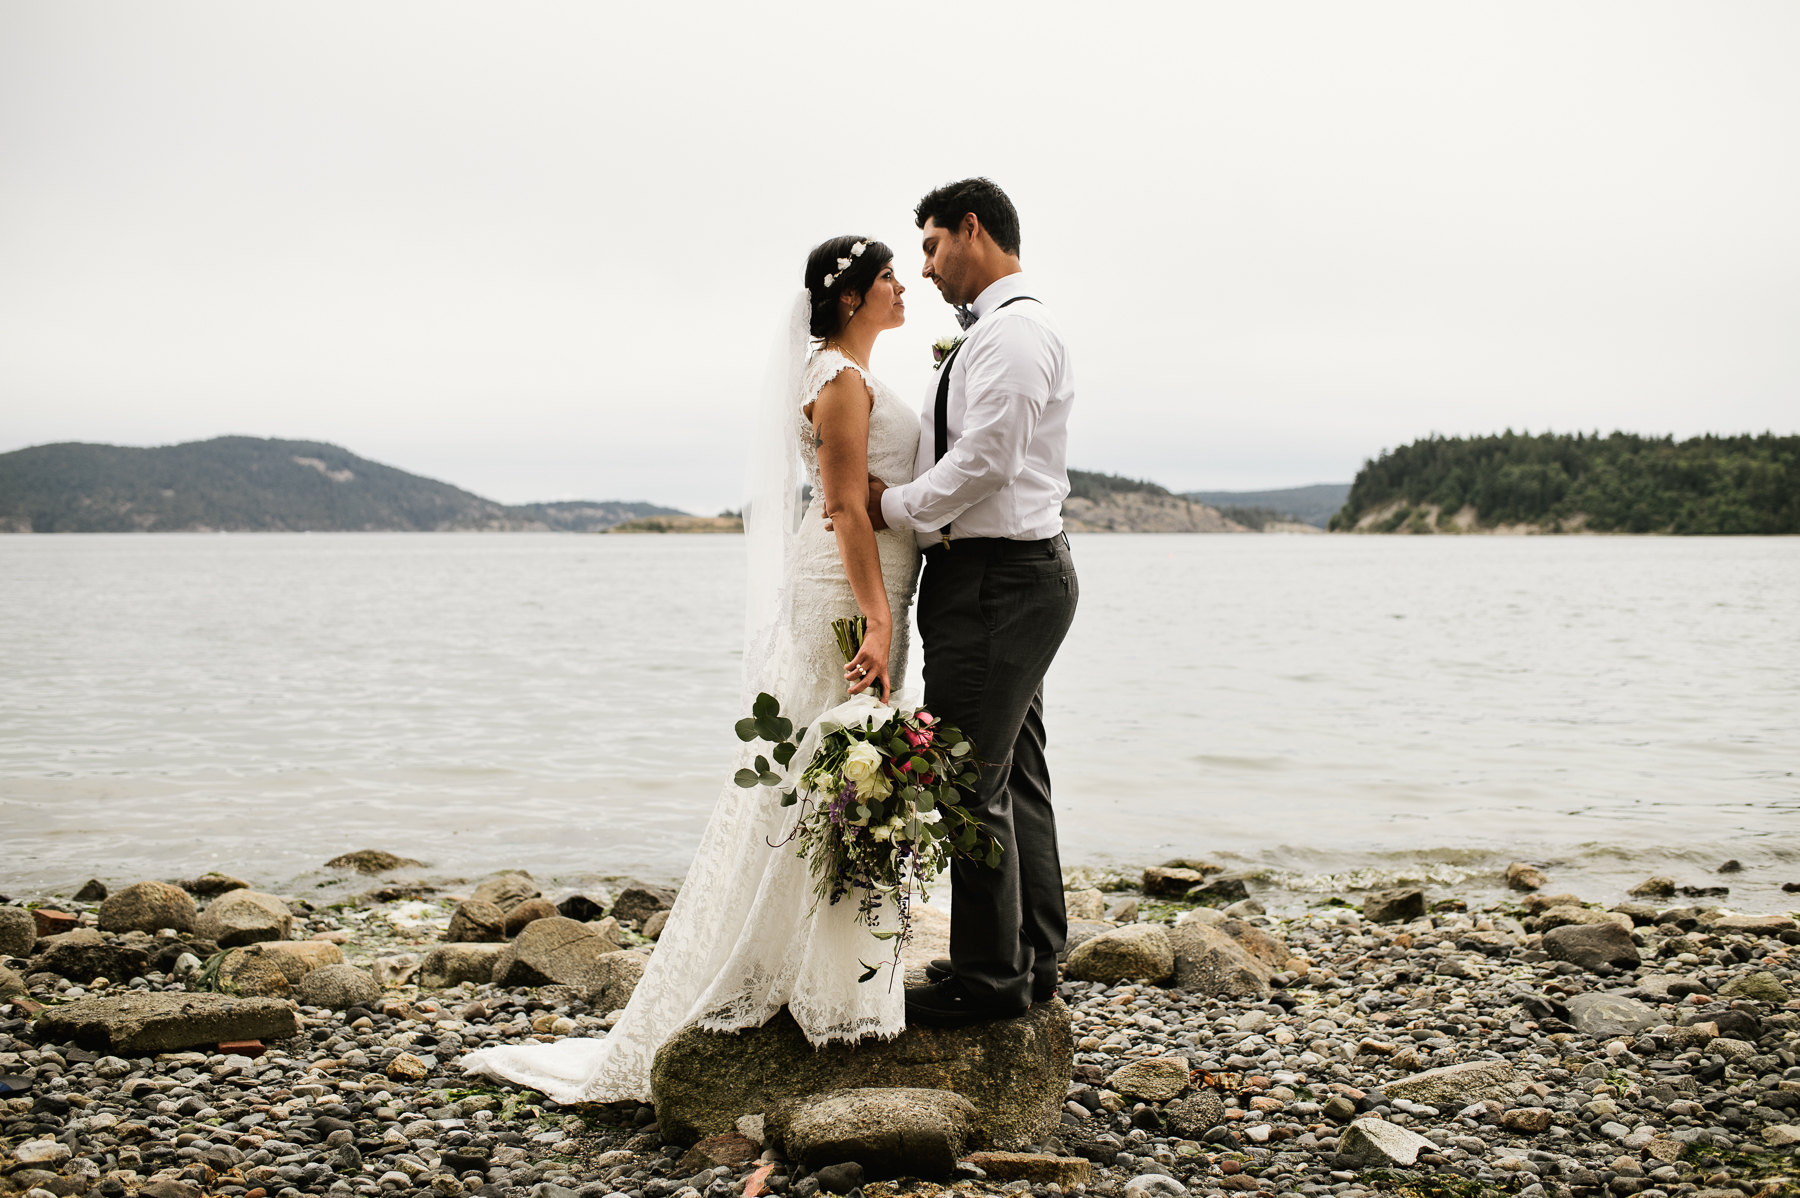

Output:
xmin=953 ymin=304 xmax=978 ymax=331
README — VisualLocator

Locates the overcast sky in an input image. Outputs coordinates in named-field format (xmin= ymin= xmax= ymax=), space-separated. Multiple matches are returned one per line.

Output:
xmin=3 ymin=3 xmax=1796 ymax=512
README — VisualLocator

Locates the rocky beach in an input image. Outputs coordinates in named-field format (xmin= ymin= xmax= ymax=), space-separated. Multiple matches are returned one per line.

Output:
xmin=4 ymin=857 xmax=1798 ymax=1198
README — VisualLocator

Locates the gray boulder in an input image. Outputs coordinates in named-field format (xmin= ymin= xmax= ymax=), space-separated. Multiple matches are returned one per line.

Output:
xmin=1141 ymin=867 xmax=1208 ymax=897
xmin=1385 ymin=1060 xmax=1519 ymax=1107
xmin=296 ymin=964 xmax=383 ymax=1009
xmin=613 ymin=883 xmax=678 ymax=926
xmin=193 ymin=889 xmax=293 ymax=947
xmin=768 ymin=1087 xmax=977 ymax=1178
xmin=1105 ymin=1056 xmax=1189 ymax=1102
xmin=1163 ymin=1090 xmax=1224 ymax=1138
xmin=1064 ymin=924 xmax=1173 ymax=985
xmin=447 ymin=900 xmax=506 ymax=943
xmin=1165 ymin=921 xmax=1269 ymax=998
xmin=1717 ymin=971 xmax=1790 ymax=1003
xmin=0 ymin=963 xmax=28 ymax=1000
xmin=1565 ymin=993 xmax=1664 ymax=1037
xmin=1362 ymin=888 xmax=1425 ymax=924
xmin=504 ymin=897 xmax=559 ymax=936
xmin=324 ymin=849 xmax=423 ymax=873
xmin=33 ymin=929 xmax=150 ymax=984
xmin=97 ymin=880 xmax=196 ymax=934
xmin=472 ymin=872 xmax=541 ymax=913
xmin=585 ymin=949 xmax=649 ymax=1011
xmin=1059 ymin=920 xmax=1118 ymax=961
xmin=0 ymin=907 xmax=39 ymax=957
xmin=420 ymin=942 xmax=506 ymax=990
xmin=490 ymin=916 xmax=625 ymax=988
xmin=1543 ymin=921 xmax=1640 ymax=971
xmin=1337 ymin=1118 xmax=1435 ymax=1168
xmin=36 ymin=991 xmax=300 ymax=1053
xmin=180 ymin=873 xmax=249 ymax=896
xmin=651 ymin=999 xmax=1073 ymax=1150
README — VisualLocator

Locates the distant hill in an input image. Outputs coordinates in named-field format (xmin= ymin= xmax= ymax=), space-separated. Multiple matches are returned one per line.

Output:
xmin=0 ymin=437 xmax=683 ymax=533
xmin=1330 ymin=432 xmax=1800 ymax=534
xmin=1183 ymin=483 xmax=1351 ymax=529
xmin=1062 ymin=469 xmax=1317 ymax=534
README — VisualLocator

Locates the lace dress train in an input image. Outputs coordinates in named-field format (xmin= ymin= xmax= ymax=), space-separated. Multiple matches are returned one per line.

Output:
xmin=460 ymin=351 xmax=921 ymax=1103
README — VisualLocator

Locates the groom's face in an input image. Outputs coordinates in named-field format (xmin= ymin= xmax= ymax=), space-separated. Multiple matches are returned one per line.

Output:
xmin=920 ymin=217 xmax=975 ymax=307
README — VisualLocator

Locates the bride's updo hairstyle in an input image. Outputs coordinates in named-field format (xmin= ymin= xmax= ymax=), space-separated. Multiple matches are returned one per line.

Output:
xmin=804 ymin=235 xmax=894 ymax=339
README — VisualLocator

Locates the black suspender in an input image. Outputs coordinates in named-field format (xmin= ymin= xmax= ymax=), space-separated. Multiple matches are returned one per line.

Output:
xmin=932 ymin=295 xmax=1038 ymax=547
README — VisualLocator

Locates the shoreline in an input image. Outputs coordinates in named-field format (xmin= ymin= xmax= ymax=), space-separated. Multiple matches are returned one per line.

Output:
xmin=4 ymin=861 xmax=1799 ymax=1198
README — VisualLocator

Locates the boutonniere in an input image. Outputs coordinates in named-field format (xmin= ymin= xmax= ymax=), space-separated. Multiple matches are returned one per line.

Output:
xmin=932 ymin=336 xmax=964 ymax=370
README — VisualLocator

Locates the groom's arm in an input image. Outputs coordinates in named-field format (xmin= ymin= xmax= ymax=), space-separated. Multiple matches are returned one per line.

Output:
xmin=877 ymin=319 xmax=1055 ymax=533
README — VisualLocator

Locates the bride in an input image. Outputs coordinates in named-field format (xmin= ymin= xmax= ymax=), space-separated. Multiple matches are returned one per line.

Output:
xmin=461 ymin=236 xmax=922 ymax=1103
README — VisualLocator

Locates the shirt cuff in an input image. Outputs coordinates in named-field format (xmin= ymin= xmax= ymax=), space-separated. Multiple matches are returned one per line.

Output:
xmin=879 ymin=485 xmax=913 ymax=531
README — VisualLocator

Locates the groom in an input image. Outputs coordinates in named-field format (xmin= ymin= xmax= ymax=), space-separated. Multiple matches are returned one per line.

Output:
xmin=867 ymin=177 xmax=1079 ymax=1026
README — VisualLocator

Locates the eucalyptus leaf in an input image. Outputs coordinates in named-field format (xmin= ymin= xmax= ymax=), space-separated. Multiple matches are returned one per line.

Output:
xmin=734 ymin=718 xmax=760 ymax=742
xmin=772 ymin=742 xmax=797 ymax=767
xmin=773 ymin=716 xmax=794 ymax=740
xmin=755 ymin=717 xmax=784 ymax=742
xmin=754 ymin=692 xmax=780 ymax=720
xmin=857 ymin=964 xmax=880 ymax=983
xmin=908 ymin=755 xmax=929 ymax=774
xmin=952 ymin=741 xmax=971 ymax=757
xmin=916 ymin=792 xmax=937 ymax=812
xmin=754 ymin=754 xmax=770 ymax=773
xmin=780 ymin=790 xmax=797 ymax=807
xmin=758 ymin=770 xmax=782 ymax=786
xmin=855 ymin=804 xmax=870 ymax=822
xmin=734 ymin=768 xmax=760 ymax=788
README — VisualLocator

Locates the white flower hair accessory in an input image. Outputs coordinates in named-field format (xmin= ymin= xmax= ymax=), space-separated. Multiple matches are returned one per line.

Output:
xmin=821 ymin=240 xmax=869 ymax=289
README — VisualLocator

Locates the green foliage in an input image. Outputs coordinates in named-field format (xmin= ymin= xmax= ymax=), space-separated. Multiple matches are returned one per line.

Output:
xmin=1066 ymin=469 xmax=1172 ymax=503
xmin=1216 ymin=505 xmax=1296 ymax=531
xmin=1328 ymin=431 xmax=1800 ymax=534
xmin=0 ymin=436 xmax=681 ymax=532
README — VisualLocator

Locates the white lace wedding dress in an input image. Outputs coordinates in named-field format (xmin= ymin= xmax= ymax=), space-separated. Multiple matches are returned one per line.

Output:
xmin=460 ymin=347 xmax=922 ymax=1104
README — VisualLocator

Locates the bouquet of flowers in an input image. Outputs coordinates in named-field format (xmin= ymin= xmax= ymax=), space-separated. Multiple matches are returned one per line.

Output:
xmin=733 ymin=616 xmax=1000 ymax=981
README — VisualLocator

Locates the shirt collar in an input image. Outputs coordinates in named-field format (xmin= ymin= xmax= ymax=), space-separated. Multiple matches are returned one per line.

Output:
xmin=969 ymin=271 xmax=1032 ymax=321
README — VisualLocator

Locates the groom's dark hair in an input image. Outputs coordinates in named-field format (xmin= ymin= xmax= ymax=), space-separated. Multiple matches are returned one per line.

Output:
xmin=914 ymin=178 xmax=1020 ymax=256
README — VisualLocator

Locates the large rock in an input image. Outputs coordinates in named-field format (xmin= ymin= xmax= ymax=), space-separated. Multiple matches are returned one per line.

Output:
xmin=1105 ymin=1056 xmax=1189 ymax=1102
xmin=1065 ymin=889 xmax=1106 ymax=921
xmin=1536 ymin=905 xmax=1632 ymax=932
xmin=1141 ymin=867 xmax=1208 ymax=897
xmin=193 ymin=890 xmax=293 ymax=947
xmin=1565 ymin=993 xmax=1665 ymax=1037
xmin=0 ymin=963 xmax=28 ymax=999
xmin=97 ymin=881 xmax=196 ymax=934
xmin=585 ymin=949 xmax=649 ymax=1011
xmin=36 ymin=991 xmax=300 ymax=1053
xmin=32 ymin=929 xmax=150 ymax=984
xmin=324 ymin=849 xmax=424 ymax=874
xmin=651 ymin=999 xmax=1074 ymax=1150
xmin=1710 ymin=914 xmax=1798 ymax=936
xmin=613 ymin=883 xmax=678 ymax=926
xmin=1165 ymin=921 xmax=1269 ymax=998
xmin=962 ymin=1153 xmax=1090 ymax=1188
xmin=217 ymin=939 xmax=343 ymax=994
xmin=1627 ymin=876 xmax=1677 ymax=898
xmin=768 ymin=1087 xmax=976 ymax=1178
xmin=504 ymin=897 xmax=559 ymax=936
xmin=490 ymin=916 xmax=624 ymax=988
xmin=1163 ymin=1090 xmax=1224 ymax=1138
xmin=180 ymin=873 xmax=249 ymax=896
xmin=1717 ymin=971 xmax=1791 ymax=1003
xmin=1064 ymin=924 xmax=1173 ymax=985
xmin=1362 ymin=888 xmax=1425 ymax=924
xmin=447 ymin=901 xmax=506 ymax=943
xmin=1543 ymin=922 xmax=1640 ymax=971
xmin=1505 ymin=862 xmax=1547 ymax=891
xmin=1060 ymin=920 xmax=1118 ymax=961
xmin=1214 ymin=918 xmax=1287 ymax=972
xmin=1385 ymin=1060 xmax=1519 ymax=1107
xmin=1337 ymin=1118 xmax=1435 ymax=1168
xmin=472 ymin=872 xmax=541 ymax=913
xmin=0 ymin=907 xmax=37 ymax=957
xmin=296 ymin=964 xmax=383 ymax=1009
xmin=420 ymin=943 xmax=507 ymax=990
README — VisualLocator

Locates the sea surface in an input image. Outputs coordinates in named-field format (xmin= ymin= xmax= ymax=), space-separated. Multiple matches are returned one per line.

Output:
xmin=2 ymin=533 xmax=1796 ymax=912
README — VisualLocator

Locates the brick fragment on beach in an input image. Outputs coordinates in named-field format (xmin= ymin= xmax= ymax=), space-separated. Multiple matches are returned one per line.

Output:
xmin=34 ymin=908 xmax=79 ymax=937
xmin=218 ymin=1039 xmax=265 ymax=1057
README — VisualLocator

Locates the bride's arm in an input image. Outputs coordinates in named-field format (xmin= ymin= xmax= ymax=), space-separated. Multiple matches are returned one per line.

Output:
xmin=811 ymin=369 xmax=893 ymax=701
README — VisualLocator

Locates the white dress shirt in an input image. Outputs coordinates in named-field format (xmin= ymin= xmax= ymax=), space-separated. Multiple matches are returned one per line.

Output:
xmin=879 ymin=272 xmax=1074 ymax=549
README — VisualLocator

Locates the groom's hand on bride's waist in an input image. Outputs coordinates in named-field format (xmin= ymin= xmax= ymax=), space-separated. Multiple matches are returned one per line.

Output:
xmin=821 ymin=474 xmax=889 ymax=532
xmin=866 ymin=475 xmax=889 ymax=531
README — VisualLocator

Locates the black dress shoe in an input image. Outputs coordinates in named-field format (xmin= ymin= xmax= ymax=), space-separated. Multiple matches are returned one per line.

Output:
xmin=904 ymin=978 xmax=1029 ymax=1027
xmin=923 ymin=957 xmax=1060 ymax=1003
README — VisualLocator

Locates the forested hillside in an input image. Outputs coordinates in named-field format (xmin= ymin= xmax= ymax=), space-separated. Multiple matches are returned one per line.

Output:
xmin=1330 ymin=432 xmax=1799 ymax=534
xmin=0 ymin=438 xmax=680 ymax=532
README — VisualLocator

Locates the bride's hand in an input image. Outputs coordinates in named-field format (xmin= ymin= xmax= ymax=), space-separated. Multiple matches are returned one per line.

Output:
xmin=844 ymin=623 xmax=892 ymax=702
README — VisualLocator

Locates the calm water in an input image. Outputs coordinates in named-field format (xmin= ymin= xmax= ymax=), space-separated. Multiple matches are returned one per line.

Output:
xmin=2 ymin=534 xmax=1796 ymax=911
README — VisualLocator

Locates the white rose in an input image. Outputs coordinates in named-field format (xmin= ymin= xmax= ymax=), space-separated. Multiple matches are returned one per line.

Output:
xmin=870 ymin=824 xmax=891 ymax=841
xmin=856 ymin=770 xmax=893 ymax=800
xmin=841 ymin=740 xmax=883 ymax=783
